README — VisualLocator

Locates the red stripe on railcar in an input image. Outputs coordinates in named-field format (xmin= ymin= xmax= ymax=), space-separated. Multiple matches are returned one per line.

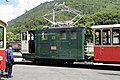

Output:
xmin=94 ymin=46 xmax=120 ymax=62
xmin=0 ymin=50 xmax=6 ymax=70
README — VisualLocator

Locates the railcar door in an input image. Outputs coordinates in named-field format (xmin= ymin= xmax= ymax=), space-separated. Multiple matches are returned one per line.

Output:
xmin=100 ymin=29 xmax=112 ymax=61
xmin=111 ymin=28 xmax=120 ymax=61
xmin=94 ymin=30 xmax=101 ymax=61
xmin=94 ymin=29 xmax=112 ymax=61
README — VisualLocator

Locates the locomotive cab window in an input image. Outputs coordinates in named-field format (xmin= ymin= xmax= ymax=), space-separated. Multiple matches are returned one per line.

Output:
xmin=22 ymin=32 xmax=27 ymax=40
xmin=28 ymin=32 xmax=34 ymax=40
xmin=103 ymin=29 xmax=111 ymax=45
xmin=60 ymin=30 xmax=66 ymax=40
xmin=0 ymin=26 xmax=4 ymax=48
xmin=71 ymin=30 xmax=76 ymax=39
xmin=95 ymin=30 xmax=101 ymax=45
xmin=42 ymin=32 xmax=48 ymax=40
xmin=112 ymin=28 xmax=120 ymax=45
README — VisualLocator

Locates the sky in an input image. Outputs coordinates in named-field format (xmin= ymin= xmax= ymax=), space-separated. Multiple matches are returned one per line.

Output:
xmin=0 ymin=0 xmax=53 ymax=22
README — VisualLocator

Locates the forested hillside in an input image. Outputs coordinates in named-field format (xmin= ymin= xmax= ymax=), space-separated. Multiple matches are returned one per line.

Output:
xmin=7 ymin=0 xmax=120 ymax=42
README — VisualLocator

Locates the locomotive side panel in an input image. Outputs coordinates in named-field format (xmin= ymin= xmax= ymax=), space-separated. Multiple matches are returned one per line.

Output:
xmin=36 ymin=27 xmax=85 ymax=60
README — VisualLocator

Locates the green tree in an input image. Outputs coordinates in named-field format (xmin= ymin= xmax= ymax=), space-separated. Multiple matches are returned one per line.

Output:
xmin=6 ymin=32 xmax=15 ymax=42
xmin=14 ymin=34 xmax=21 ymax=41
xmin=75 ymin=14 xmax=95 ymax=42
xmin=92 ymin=10 xmax=120 ymax=25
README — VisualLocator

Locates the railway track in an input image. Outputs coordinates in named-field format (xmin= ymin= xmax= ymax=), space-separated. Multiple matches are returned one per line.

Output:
xmin=14 ymin=60 xmax=120 ymax=71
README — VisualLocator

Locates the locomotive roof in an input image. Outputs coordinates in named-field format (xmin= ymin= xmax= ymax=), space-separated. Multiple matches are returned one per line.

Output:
xmin=26 ymin=26 xmax=84 ymax=32
xmin=91 ymin=24 xmax=120 ymax=29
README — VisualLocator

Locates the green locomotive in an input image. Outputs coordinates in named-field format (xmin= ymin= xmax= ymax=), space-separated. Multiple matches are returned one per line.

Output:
xmin=21 ymin=3 xmax=87 ymax=64
xmin=21 ymin=27 xmax=85 ymax=64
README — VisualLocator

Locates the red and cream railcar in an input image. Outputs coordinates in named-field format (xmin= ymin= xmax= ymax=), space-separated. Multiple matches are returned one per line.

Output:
xmin=92 ymin=24 xmax=120 ymax=63
xmin=0 ymin=20 xmax=7 ymax=72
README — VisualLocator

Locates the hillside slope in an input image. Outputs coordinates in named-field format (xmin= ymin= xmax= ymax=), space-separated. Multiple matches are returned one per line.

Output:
xmin=7 ymin=0 xmax=120 ymax=41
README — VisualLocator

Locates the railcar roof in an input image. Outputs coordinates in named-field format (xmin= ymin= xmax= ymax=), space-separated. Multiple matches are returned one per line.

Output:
xmin=91 ymin=24 xmax=120 ymax=29
xmin=0 ymin=20 xmax=7 ymax=26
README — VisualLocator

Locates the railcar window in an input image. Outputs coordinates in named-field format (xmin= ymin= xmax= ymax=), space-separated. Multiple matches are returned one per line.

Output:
xmin=71 ymin=30 xmax=76 ymax=39
xmin=0 ymin=26 xmax=4 ymax=48
xmin=112 ymin=29 xmax=120 ymax=45
xmin=103 ymin=29 xmax=111 ymax=45
xmin=60 ymin=31 xmax=66 ymax=40
xmin=22 ymin=32 xmax=27 ymax=40
xmin=42 ymin=32 xmax=48 ymax=40
xmin=95 ymin=30 xmax=101 ymax=45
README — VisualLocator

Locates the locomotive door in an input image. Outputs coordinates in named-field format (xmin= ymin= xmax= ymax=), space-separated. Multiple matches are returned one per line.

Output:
xmin=28 ymin=31 xmax=35 ymax=53
xmin=49 ymin=32 xmax=58 ymax=58
xmin=39 ymin=31 xmax=50 ymax=57
xmin=58 ymin=30 xmax=70 ymax=59
xmin=70 ymin=29 xmax=78 ymax=58
xmin=21 ymin=31 xmax=29 ymax=53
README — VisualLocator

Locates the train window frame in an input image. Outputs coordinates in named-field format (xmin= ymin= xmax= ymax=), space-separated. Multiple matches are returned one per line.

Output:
xmin=95 ymin=30 xmax=101 ymax=45
xmin=112 ymin=28 xmax=120 ymax=45
xmin=60 ymin=30 xmax=66 ymax=40
xmin=22 ymin=32 xmax=27 ymax=40
xmin=102 ymin=29 xmax=111 ymax=45
xmin=28 ymin=32 xmax=34 ymax=40
xmin=0 ymin=26 xmax=4 ymax=48
xmin=42 ymin=31 xmax=48 ymax=40
xmin=71 ymin=30 xmax=77 ymax=39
